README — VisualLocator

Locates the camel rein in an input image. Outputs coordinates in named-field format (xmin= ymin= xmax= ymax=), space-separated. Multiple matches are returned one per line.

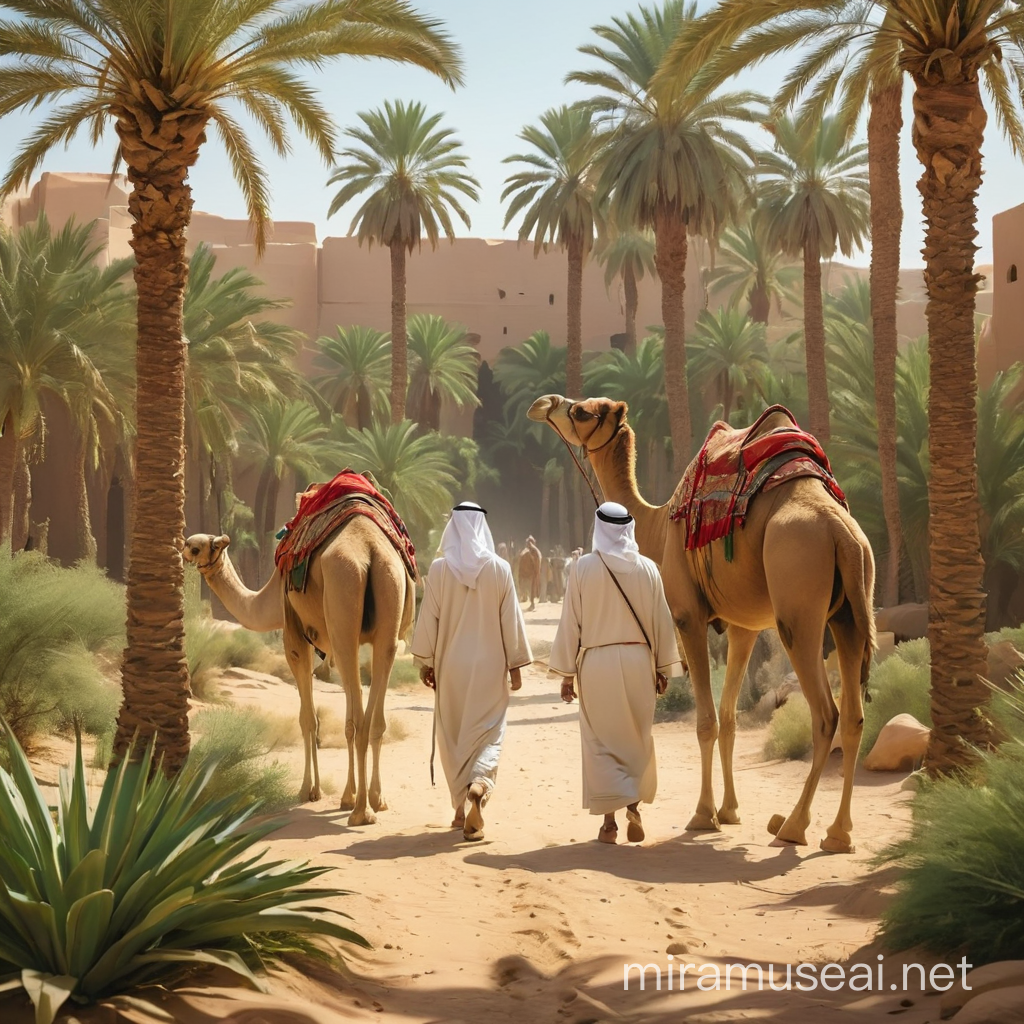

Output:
xmin=547 ymin=404 xmax=621 ymax=509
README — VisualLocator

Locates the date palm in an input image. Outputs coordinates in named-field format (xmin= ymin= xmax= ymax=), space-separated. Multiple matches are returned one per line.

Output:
xmin=569 ymin=0 xmax=764 ymax=470
xmin=757 ymin=113 xmax=870 ymax=444
xmin=406 ymin=313 xmax=479 ymax=431
xmin=314 ymin=324 xmax=391 ymax=430
xmin=502 ymin=104 xmax=604 ymax=397
xmin=688 ymin=307 xmax=769 ymax=422
xmin=706 ymin=214 xmax=800 ymax=324
xmin=327 ymin=100 xmax=479 ymax=423
xmin=0 ymin=0 xmax=462 ymax=772
xmin=595 ymin=225 xmax=657 ymax=354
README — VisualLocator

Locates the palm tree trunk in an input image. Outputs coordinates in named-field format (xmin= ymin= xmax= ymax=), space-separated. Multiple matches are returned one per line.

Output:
xmin=624 ymin=262 xmax=639 ymax=355
xmin=113 ymin=118 xmax=205 ymax=775
xmin=540 ymin=473 xmax=551 ymax=553
xmin=566 ymin=234 xmax=585 ymax=397
xmin=0 ymin=413 xmax=16 ymax=551
xmin=748 ymin=283 xmax=771 ymax=325
xmin=869 ymin=83 xmax=906 ymax=608
xmin=71 ymin=422 xmax=98 ymax=563
xmin=12 ymin=445 xmax=31 ymax=552
xmin=912 ymin=75 xmax=993 ymax=773
xmin=390 ymin=242 xmax=408 ymax=423
xmin=802 ymin=231 xmax=830 ymax=444
xmin=263 ymin=473 xmax=282 ymax=579
xmin=655 ymin=206 xmax=692 ymax=474
xmin=557 ymin=473 xmax=570 ymax=550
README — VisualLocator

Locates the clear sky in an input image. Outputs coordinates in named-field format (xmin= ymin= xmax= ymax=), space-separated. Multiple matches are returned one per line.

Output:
xmin=3 ymin=0 xmax=1019 ymax=267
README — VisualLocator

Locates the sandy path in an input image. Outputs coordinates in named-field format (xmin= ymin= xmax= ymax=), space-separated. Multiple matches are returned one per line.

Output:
xmin=10 ymin=604 xmax=949 ymax=1024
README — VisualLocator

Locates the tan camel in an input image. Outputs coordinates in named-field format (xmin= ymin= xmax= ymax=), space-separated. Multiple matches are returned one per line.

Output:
xmin=183 ymin=516 xmax=414 ymax=826
xmin=529 ymin=395 xmax=875 ymax=853
xmin=518 ymin=535 xmax=543 ymax=611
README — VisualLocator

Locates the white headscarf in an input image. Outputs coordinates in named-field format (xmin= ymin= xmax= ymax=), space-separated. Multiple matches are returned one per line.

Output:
xmin=439 ymin=502 xmax=497 ymax=588
xmin=592 ymin=501 xmax=641 ymax=571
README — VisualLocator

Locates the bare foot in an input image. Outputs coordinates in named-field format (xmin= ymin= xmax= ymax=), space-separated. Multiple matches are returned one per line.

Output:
xmin=626 ymin=805 xmax=645 ymax=843
xmin=464 ymin=783 xmax=485 ymax=841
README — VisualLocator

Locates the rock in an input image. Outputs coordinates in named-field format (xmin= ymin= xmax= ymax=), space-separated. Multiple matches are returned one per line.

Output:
xmin=900 ymin=770 xmax=926 ymax=792
xmin=876 ymin=603 xmax=928 ymax=642
xmin=941 ymin=961 xmax=1024 ymax=1019
xmin=666 ymin=941 xmax=690 ymax=955
xmin=947 ymin=986 xmax=1024 ymax=1023
xmin=986 ymin=641 xmax=1024 ymax=690
xmin=862 ymin=713 xmax=930 ymax=772
xmin=875 ymin=631 xmax=896 ymax=663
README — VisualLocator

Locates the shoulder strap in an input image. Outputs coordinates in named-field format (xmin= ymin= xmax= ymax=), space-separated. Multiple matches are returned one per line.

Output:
xmin=595 ymin=552 xmax=652 ymax=651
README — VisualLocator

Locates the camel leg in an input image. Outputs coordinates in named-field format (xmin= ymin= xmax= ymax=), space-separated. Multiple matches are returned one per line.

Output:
xmin=717 ymin=626 xmax=759 ymax=825
xmin=334 ymin=635 xmax=361 ymax=812
xmin=769 ymin=630 xmax=836 ymax=846
xmin=820 ymin=616 xmax=867 ymax=854
xmin=283 ymin=615 xmax=321 ymax=803
xmin=367 ymin=631 xmax=399 ymax=813
xmin=681 ymin=624 xmax=720 ymax=831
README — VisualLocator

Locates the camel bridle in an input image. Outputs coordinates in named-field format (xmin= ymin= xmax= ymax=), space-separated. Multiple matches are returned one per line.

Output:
xmin=546 ymin=401 xmax=623 ymax=508
xmin=193 ymin=542 xmax=226 ymax=575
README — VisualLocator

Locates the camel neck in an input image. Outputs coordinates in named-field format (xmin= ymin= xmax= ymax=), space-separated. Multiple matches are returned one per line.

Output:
xmin=202 ymin=553 xmax=285 ymax=632
xmin=587 ymin=429 xmax=669 ymax=565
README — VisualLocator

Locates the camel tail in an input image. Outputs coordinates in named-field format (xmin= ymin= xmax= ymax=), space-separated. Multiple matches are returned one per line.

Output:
xmin=834 ymin=517 xmax=876 ymax=693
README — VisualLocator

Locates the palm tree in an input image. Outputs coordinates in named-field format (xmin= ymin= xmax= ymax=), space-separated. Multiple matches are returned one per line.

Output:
xmin=502 ymin=104 xmax=604 ymax=397
xmin=667 ymin=0 xmax=907 ymax=607
xmin=238 ymin=399 xmax=330 ymax=578
xmin=757 ymin=114 xmax=870 ymax=444
xmin=0 ymin=0 xmax=463 ymax=773
xmin=327 ymin=100 xmax=479 ymax=423
xmin=688 ymin=307 xmax=768 ymax=422
xmin=325 ymin=419 xmax=458 ymax=553
xmin=0 ymin=218 xmax=132 ymax=557
xmin=406 ymin=313 xmax=480 ymax=430
xmin=183 ymin=244 xmax=311 ymax=532
xmin=492 ymin=330 xmax=567 ymax=419
xmin=706 ymin=215 xmax=801 ymax=325
xmin=595 ymin=225 xmax=657 ymax=354
xmin=314 ymin=325 xmax=391 ymax=430
xmin=569 ymin=0 xmax=764 ymax=471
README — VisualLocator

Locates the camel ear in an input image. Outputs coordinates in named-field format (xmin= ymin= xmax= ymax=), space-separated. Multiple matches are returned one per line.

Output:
xmin=613 ymin=401 xmax=628 ymax=426
xmin=214 ymin=534 xmax=231 ymax=551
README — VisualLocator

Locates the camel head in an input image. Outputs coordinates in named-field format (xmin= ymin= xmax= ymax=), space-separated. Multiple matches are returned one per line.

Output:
xmin=527 ymin=395 xmax=629 ymax=454
xmin=183 ymin=533 xmax=231 ymax=574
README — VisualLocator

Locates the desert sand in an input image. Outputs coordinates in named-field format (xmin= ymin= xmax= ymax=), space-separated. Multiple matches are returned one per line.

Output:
xmin=12 ymin=603 xmax=953 ymax=1024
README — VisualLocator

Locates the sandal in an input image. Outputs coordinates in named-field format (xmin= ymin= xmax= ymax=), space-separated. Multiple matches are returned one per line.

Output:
xmin=598 ymin=822 xmax=618 ymax=844
xmin=626 ymin=808 xmax=645 ymax=844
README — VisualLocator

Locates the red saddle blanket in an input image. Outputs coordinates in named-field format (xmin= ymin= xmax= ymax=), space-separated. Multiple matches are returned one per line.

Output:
xmin=669 ymin=406 xmax=847 ymax=554
xmin=274 ymin=470 xmax=418 ymax=588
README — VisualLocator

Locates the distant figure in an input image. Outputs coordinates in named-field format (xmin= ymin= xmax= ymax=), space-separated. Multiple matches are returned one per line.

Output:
xmin=518 ymin=535 xmax=543 ymax=611
xmin=497 ymin=541 xmax=509 ymax=563
xmin=549 ymin=544 xmax=567 ymax=600
xmin=551 ymin=502 xmax=682 ymax=845
xmin=412 ymin=502 xmax=532 ymax=841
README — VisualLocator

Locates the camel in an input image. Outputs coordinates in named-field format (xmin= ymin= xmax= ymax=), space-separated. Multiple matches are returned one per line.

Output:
xmin=529 ymin=395 xmax=875 ymax=853
xmin=518 ymin=535 xmax=543 ymax=611
xmin=183 ymin=515 xmax=414 ymax=826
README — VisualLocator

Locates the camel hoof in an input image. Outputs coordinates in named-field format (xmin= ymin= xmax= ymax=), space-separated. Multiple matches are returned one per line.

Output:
xmin=299 ymin=787 xmax=321 ymax=804
xmin=770 ymin=817 xmax=808 ymax=846
xmin=347 ymin=809 xmax=377 ymax=827
xmin=339 ymin=796 xmax=356 ymax=812
xmin=686 ymin=811 xmax=721 ymax=831
xmin=766 ymin=813 xmax=785 ymax=836
xmin=717 ymin=807 xmax=741 ymax=825
xmin=370 ymin=795 xmax=389 ymax=813
xmin=820 ymin=835 xmax=855 ymax=855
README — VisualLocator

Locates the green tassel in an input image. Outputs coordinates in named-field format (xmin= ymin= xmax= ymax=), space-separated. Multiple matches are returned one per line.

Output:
xmin=724 ymin=531 xmax=734 ymax=563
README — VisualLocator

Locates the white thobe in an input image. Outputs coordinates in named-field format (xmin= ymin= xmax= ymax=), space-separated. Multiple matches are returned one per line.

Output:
xmin=550 ymin=553 xmax=682 ymax=814
xmin=411 ymin=557 xmax=532 ymax=809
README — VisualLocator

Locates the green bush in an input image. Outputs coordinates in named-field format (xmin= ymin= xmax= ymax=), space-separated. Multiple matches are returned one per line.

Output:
xmin=762 ymin=695 xmax=813 ymax=760
xmin=0 ymin=721 xmax=365 ymax=1024
xmin=861 ymin=645 xmax=932 ymax=754
xmin=655 ymin=677 xmax=695 ymax=721
xmin=0 ymin=553 xmax=124 ymax=754
xmin=189 ymin=707 xmax=297 ymax=813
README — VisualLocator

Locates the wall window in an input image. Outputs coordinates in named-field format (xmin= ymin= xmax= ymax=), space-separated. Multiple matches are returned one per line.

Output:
xmin=1009 ymin=265 xmax=1019 ymax=284
xmin=549 ymin=293 xmax=555 ymax=305
xmin=503 ymin=326 xmax=507 ymax=335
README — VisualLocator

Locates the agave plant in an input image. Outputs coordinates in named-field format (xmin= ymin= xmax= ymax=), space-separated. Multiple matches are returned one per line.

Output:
xmin=0 ymin=723 xmax=366 ymax=1024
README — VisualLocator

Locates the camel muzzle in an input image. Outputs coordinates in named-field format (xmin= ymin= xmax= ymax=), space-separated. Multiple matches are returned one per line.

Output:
xmin=527 ymin=395 xmax=569 ymax=423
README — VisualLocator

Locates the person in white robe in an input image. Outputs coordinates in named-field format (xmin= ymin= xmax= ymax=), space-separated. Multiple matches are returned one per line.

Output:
xmin=550 ymin=501 xmax=682 ymax=844
xmin=411 ymin=502 xmax=532 ymax=841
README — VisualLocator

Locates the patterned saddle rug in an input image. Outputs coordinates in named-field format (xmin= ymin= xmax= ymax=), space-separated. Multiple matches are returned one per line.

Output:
xmin=274 ymin=469 xmax=418 ymax=592
xmin=669 ymin=405 xmax=847 ymax=560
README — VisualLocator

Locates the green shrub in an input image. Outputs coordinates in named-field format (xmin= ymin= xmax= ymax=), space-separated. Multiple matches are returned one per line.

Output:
xmin=358 ymin=652 xmax=425 ymax=688
xmin=862 ymin=646 xmax=932 ymax=754
xmin=0 ymin=553 xmax=124 ymax=753
xmin=0 ymin=721 xmax=365 ymax=1024
xmin=763 ymin=695 xmax=813 ymax=760
xmin=988 ymin=625 xmax=1024 ymax=651
xmin=189 ymin=706 xmax=297 ymax=813
xmin=655 ymin=677 xmax=695 ymax=721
